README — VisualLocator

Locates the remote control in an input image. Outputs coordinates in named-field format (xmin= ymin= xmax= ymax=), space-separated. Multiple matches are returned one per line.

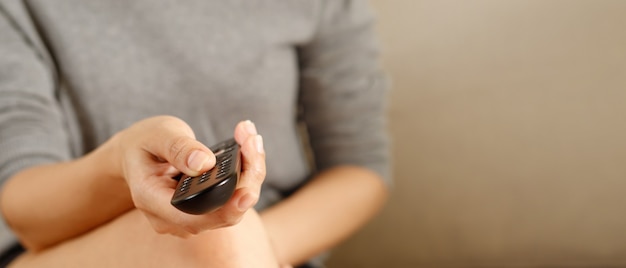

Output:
xmin=171 ymin=138 xmax=241 ymax=215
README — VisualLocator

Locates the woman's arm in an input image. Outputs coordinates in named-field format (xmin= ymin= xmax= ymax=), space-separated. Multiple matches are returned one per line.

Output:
xmin=267 ymin=0 xmax=392 ymax=264
xmin=0 ymin=140 xmax=133 ymax=251
xmin=1 ymin=117 xmax=266 ymax=252
xmin=1 ymin=116 xmax=217 ymax=251
xmin=261 ymin=165 xmax=388 ymax=265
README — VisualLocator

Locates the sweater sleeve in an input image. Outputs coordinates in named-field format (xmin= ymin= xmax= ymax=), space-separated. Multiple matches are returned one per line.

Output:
xmin=0 ymin=5 xmax=73 ymax=253
xmin=0 ymin=7 xmax=71 ymax=187
xmin=298 ymin=0 xmax=391 ymax=185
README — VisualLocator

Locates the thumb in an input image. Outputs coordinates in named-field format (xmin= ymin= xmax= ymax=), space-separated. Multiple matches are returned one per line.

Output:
xmin=164 ymin=136 xmax=216 ymax=177
xmin=141 ymin=116 xmax=216 ymax=176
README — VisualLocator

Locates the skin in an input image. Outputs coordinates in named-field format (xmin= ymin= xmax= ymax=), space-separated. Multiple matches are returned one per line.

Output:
xmin=261 ymin=166 xmax=388 ymax=265
xmin=9 ymin=209 xmax=281 ymax=268
xmin=0 ymin=116 xmax=388 ymax=267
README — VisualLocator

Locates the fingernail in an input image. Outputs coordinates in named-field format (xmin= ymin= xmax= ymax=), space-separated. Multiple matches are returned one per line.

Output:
xmin=244 ymin=120 xmax=257 ymax=135
xmin=187 ymin=150 xmax=209 ymax=172
xmin=255 ymin=135 xmax=264 ymax=154
xmin=237 ymin=193 xmax=257 ymax=211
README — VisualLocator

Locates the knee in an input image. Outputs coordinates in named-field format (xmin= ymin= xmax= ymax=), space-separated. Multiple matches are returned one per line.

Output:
xmin=177 ymin=210 xmax=279 ymax=267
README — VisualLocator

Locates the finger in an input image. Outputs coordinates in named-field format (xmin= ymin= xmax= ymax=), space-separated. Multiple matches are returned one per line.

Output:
xmin=239 ymin=134 xmax=266 ymax=189
xmin=143 ymin=117 xmax=216 ymax=177
xmin=136 ymin=181 xmax=215 ymax=235
xmin=162 ymin=164 xmax=181 ymax=178
xmin=210 ymin=134 xmax=265 ymax=221
xmin=206 ymin=188 xmax=249 ymax=227
xmin=234 ymin=120 xmax=257 ymax=146
xmin=234 ymin=134 xmax=266 ymax=211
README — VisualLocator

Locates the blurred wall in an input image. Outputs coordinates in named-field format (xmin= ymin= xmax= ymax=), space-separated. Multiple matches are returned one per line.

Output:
xmin=328 ymin=1 xmax=626 ymax=267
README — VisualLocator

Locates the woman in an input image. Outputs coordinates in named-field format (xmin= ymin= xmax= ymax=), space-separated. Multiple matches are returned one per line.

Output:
xmin=0 ymin=1 xmax=390 ymax=267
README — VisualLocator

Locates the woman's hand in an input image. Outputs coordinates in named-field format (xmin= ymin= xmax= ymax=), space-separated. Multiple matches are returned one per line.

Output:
xmin=114 ymin=116 xmax=266 ymax=237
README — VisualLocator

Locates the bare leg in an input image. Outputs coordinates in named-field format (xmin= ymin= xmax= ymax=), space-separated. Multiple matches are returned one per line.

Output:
xmin=11 ymin=209 xmax=278 ymax=268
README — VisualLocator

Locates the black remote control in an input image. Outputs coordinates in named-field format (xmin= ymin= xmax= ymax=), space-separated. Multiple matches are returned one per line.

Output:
xmin=171 ymin=138 xmax=241 ymax=215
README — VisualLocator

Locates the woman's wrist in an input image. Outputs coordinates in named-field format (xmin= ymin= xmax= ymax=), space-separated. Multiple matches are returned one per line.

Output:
xmin=82 ymin=132 xmax=133 ymax=205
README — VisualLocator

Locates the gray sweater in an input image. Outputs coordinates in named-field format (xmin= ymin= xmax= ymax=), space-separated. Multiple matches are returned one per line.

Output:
xmin=0 ymin=0 xmax=390 ymax=260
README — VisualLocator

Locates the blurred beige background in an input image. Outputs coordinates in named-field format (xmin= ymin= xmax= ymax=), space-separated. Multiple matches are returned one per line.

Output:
xmin=327 ymin=1 xmax=626 ymax=267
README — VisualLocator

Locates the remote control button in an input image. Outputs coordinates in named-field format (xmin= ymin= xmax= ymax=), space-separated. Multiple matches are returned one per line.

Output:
xmin=216 ymin=155 xmax=229 ymax=163
xmin=213 ymin=149 xmax=225 ymax=157
xmin=179 ymin=186 xmax=189 ymax=194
